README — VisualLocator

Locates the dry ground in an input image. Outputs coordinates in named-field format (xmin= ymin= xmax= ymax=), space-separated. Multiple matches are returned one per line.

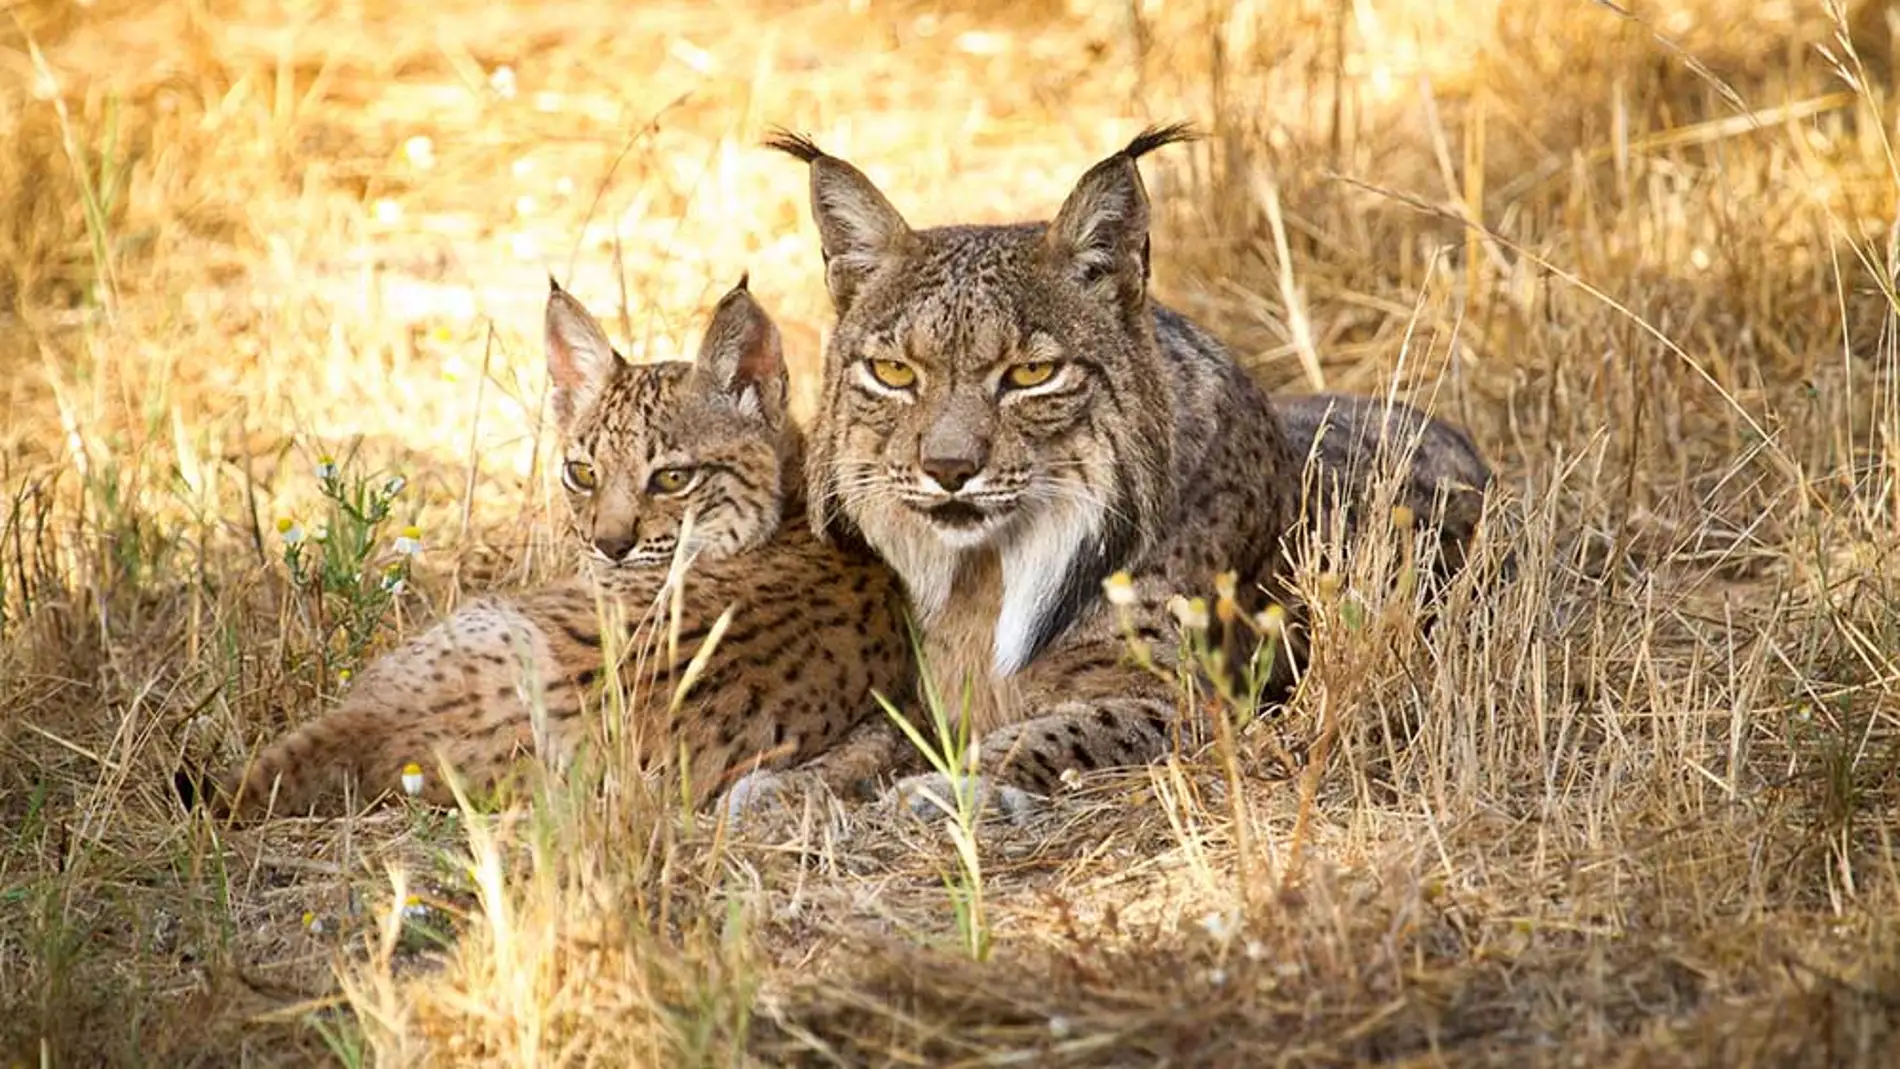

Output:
xmin=5 ymin=0 xmax=1900 ymax=1065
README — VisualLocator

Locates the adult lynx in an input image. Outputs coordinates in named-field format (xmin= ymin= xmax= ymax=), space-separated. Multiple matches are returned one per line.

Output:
xmin=770 ymin=126 xmax=1490 ymax=811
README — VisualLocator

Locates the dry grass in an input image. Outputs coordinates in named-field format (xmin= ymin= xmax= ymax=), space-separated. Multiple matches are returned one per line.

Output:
xmin=5 ymin=0 xmax=1900 ymax=1064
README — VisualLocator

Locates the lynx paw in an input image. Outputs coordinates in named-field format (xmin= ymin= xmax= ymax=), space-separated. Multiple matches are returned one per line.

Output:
xmin=891 ymin=772 xmax=1041 ymax=824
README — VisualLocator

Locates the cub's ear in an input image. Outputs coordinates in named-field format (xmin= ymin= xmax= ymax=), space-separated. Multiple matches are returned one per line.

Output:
xmin=1044 ymin=122 xmax=1196 ymax=314
xmin=765 ymin=129 xmax=912 ymax=314
xmin=545 ymin=277 xmax=625 ymax=428
xmin=693 ymin=273 xmax=787 ymax=424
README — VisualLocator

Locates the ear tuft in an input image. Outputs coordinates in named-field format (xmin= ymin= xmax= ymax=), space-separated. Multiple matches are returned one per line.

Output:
xmin=694 ymin=281 xmax=787 ymax=422
xmin=1121 ymin=122 xmax=1199 ymax=162
xmin=766 ymin=130 xmax=912 ymax=314
xmin=1044 ymin=124 xmax=1194 ymax=310
xmin=544 ymin=287 xmax=623 ymax=427
xmin=763 ymin=128 xmax=829 ymax=163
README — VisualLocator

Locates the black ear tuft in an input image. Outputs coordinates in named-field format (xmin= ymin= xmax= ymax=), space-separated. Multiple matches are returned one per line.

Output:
xmin=548 ymin=272 xmax=564 ymax=296
xmin=763 ymin=128 xmax=829 ymax=163
xmin=1122 ymin=122 xmax=1199 ymax=161
xmin=765 ymin=129 xmax=913 ymax=315
xmin=736 ymin=270 xmax=750 ymax=293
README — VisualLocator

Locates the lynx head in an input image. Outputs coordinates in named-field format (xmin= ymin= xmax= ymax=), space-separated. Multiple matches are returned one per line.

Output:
xmin=544 ymin=276 xmax=795 ymax=572
xmin=769 ymin=125 xmax=1194 ymax=673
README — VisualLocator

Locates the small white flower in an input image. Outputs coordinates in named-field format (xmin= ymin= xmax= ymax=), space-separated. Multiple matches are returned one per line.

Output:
xmin=275 ymin=518 xmax=304 ymax=545
xmin=1207 ymin=967 xmax=1227 ymax=987
xmin=302 ymin=910 xmax=324 ymax=934
xmin=1254 ymin=604 xmax=1287 ymax=635
xmin=310 ymin=524 xmax=329 ymax=544
xmin=1244 ymin=939 xmax=1267 ymax=961
xmin=314 ymin=455 xmax=339 ymax=480
xmin=402 ymin=135 xmax=436 ymax=170
xmin=1169 ymin=595 xmax=1210 ymax=631
xmin=402 ymin=894 xmax=428 ymax=920
xmin=380 ymin=565 xmax=407 ymax=595
xmin=1101 ymin=570 xmax=1136 ymax=608
xmin=394 ymin=525 xmax=423 ymax=557
xmin=489 ymin=65 xmax=518 ymax=99
xmin=1047 ymin=1015 xmax=1072 ymax=1039
xmin=1059 ymin=767 xmax=1083 ymax=790
xmin=1199 ymin=909 xmax=1238 ymax=943
xmin=336 ymin=668 xmax=353 ymax=686
xmin=401 ymin=762 xmax=425 ymax=797
xmin=514 ymin=194 xmax=538 ymax=218
xmin=372 ymin=198 xmax=403 ymax=225
xmin=382 ymin=475 xmax=407 ymax=496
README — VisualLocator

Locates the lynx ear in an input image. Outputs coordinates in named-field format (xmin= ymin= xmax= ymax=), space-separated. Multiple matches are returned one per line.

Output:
xmin=765 ymin=130 xmax=912 ymax=314
xmin=545 ymin=277 xmax=625 ymax=428
xmin=692 ymin=274 xmax=787 ymax=424
xmin=1044 ymin=123 xmax=1196 ymax=313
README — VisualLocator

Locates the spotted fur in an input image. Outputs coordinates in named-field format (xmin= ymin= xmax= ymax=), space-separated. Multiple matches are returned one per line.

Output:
xmin=207 ymin=282 xmax=910 ymax=817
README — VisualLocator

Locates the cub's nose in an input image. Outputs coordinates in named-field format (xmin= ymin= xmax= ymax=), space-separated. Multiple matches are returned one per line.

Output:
xmin=592 ymin=533 xmax=637 ymax=560
xmin=921 ymin=455 xmax=980 ymax=493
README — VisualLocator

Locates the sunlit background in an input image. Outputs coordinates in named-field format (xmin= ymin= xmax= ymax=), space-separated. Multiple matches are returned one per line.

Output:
xmin=5 ymin=0 xmax=1900 ymax=1063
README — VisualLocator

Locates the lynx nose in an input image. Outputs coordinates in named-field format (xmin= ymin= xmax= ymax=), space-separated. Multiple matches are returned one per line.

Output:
xmin=921 ymin=454 xmax=981 ymax=493
xmin=592 ymin=532 xmax=637 ymax=560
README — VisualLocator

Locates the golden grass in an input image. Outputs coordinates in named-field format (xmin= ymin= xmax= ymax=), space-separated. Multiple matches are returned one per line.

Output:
xmin=5 ymin=0 xmax=1900 ymax=1064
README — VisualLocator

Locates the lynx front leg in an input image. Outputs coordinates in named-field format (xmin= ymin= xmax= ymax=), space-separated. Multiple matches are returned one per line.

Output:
xmin=723 ymin=714 xmax=919 ymax=822
xmin=892 ymin=634 xmax=1183 ymax=820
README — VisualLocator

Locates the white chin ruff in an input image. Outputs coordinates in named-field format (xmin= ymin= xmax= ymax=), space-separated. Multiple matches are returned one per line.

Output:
xmin=992 ymin=496 xmax=1103 ymax=676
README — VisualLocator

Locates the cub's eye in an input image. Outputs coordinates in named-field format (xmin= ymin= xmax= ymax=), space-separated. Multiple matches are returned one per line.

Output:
xmin=562 ymin=460 xmax=598 ymax=493
xmin=1004 ymin=361 xmax=1059 ymax=390
xmin=868 ymin=359 xmax=917 ymax=390
xmin=647 ymin=467 xmax=695 ymax=494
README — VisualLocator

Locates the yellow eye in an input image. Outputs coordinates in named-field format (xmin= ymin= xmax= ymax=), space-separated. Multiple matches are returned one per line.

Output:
xmin=1005 ymin=361 xmax=1058 ymax=389
xmin=868 ymin=359 xmax=917 ymax=389
xmin=648 ymin=467 xmax=694 ymax=494
xmin=562 ymin=460 xmax=597 ymax=492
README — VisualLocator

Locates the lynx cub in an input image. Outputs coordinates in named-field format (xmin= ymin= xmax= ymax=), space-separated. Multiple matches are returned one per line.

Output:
xmin=204 ymin=280 xmax=910 ymax=817
xmin=770 ymin=126 xmax=1490 ymax=813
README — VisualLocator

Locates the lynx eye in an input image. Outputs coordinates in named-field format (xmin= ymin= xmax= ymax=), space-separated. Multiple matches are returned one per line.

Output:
xmin=647 ymin=467 xmax=695 ymax=494
xmin=867 ymin=359 xmax=917 ymax=390
xmin=1004 ymin=361 xmax=1059 ymax=389
xmin=562 ymin=460 xmax=598 ymax=493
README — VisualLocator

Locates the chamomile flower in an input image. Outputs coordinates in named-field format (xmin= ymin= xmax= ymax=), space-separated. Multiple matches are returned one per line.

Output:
xmin=402 ymin=894 xmax=428 ymax=920
xmin=1254 ymin=604 xmax=1287 ymax=636
xmin=401 ymin=762 xmax=425 ymax=797
xmin=337 ymin=668 xmax=354 ymax=686
xmin=402 ymin=135 xmax=436 ymax=171
xmin=275 ymin=518 xmax=305 ymax=545
xmin=394 ymin=525 xmax=423 ymax=557
xmin=315 ymin=455 xmax=339 ymax=480
xmin=383 ymin=474 xmax=408 ymax=496
xmin=1199 ymin=909 xmax=1239 ymax=943
xmin=302 ymin=910 xmax=325 ymax=935
xmin=1168 ymin=595 xmax=1210 ymax=632
xmin=1102 ymin=570 xmax=1136 ymax=608
xmin=489 ymin=65 xmax=518 ymax=99
xmin=380 ymin=563 xmax=407 ymax=595
xmin=1215 ymin=570 xmax=1240 ymax=625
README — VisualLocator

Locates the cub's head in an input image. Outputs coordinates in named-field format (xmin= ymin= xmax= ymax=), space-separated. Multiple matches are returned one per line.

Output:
xmin=544 ymin=277 xmax=794 ymax=571
xmin=769 ymin=126 xmax=1192 ymax=663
